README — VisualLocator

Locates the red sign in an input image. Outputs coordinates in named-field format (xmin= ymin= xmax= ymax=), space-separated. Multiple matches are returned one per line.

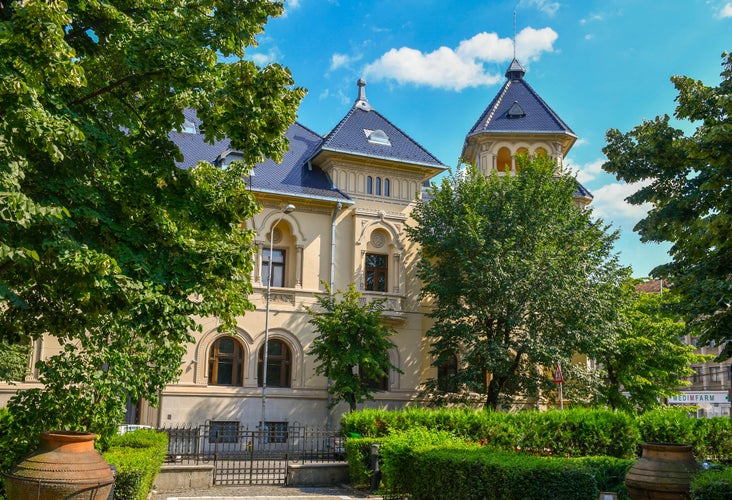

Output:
xmin=553 ymin=364 xmax=564 ymax=383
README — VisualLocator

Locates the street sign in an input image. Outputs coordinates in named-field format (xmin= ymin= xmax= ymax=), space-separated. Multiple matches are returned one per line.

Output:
xmin=553 ymin=364 xmax=564 ymax=384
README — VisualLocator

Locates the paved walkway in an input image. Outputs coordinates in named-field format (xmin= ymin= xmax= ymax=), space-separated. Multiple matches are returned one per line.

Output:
xmin=151 ymin=484 xmax=375 ymax=500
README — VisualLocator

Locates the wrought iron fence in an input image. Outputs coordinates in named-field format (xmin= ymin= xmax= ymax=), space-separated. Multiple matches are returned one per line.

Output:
xmin=158 ymin=423 xmax=345 ymax=485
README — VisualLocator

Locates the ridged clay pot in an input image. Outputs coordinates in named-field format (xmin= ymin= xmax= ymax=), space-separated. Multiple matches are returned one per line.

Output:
xmin=625 ymin=442 xmax=700 ymax=500
xmin=4 ymin=431 xmax=114 ymax=499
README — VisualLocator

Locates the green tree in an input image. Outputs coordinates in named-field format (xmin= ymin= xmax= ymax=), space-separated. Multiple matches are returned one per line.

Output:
xmin=307 ymin=284 xmax=401 ymax=412
xmin=596 ymin=281 xmax=709 ymax=412
xmin=0 ymin=0 xmax=304 ymax=449
xmin=408 ymin=157 xmax=627 ymax=409
xmin=0 ymin=338 xmax=31 ymax=382
xmin=602 ymin=52 xmax=732 ymax=357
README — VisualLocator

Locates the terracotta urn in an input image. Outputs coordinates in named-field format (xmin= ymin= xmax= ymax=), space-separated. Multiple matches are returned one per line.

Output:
xmin=625 ymin=442 xmax=700 ymax=500
xmin=4 ymin=431 xmax=115 ymax=499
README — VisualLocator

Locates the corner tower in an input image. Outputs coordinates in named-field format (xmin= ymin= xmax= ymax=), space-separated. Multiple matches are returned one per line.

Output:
xmin=461 ymin=58 xmax=577 ymax=177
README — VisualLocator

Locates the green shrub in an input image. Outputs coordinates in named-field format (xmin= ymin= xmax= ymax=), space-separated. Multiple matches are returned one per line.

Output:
xmin=378 ymin=427 xmax=463 ymax=495
xmin=341 ymin=407 xmax=640 ymax=459
xmin=691 ymin=467 xmax=732 ymax=500
xmin=344 ymin=436 xmax=383 ymax=488
xmin=409 ymin=447 xmax=599 ymax=500
xmin=102 ymin=429 xmax=167 ymax=500
xmin=574 ymin=456 xmax=634 ymax=499
xmin=637 ymin=409 xmax=732 ymax=461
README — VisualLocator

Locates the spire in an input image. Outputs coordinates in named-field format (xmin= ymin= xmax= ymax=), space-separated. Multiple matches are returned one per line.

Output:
xmin=354 ymin=77 xmax=372 ymax=111
xmin=506 ymin=11 xmax=526 ymax=80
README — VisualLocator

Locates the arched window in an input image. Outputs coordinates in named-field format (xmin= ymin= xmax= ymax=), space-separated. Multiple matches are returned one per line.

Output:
xmin=361 ymin=366 xmax=389 ymax=391
xmin=496 ymin=147 xmax=511 ymax=172
xmin=515 ymin=147 xmax=529 ymax=172
xmin=258 ymin=340 xmax=292 ymax=388
xmin=375 ymin=177 xmax=382 ymax=196
xmin=437 ymin=354 xmax=458 ymax=392
xmin=384 ymin=178 xmax=390 ymax=197
xmin=366 ymin=176 xmax=373 ymax=194
xmin=535 ymin=147 xmax=548 ymax=158
xmin=208 ymin=337 xmax=244 ymax=386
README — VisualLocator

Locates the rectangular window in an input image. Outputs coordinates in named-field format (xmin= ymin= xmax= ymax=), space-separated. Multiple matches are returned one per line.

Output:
xmin=692 ymin=366 xmax=703 ymax=384
xmin=209 ymin=421 xmax=239 ymax=443
xmin=710 ymin=366 xmax=722 ymax=382
xmin=262 ymin=249 xmax=285 ymax=287
xmin=264 ymin=421 xmax=288 ymax=444
xmin=365 ymin=253 xmax=388 ymax=292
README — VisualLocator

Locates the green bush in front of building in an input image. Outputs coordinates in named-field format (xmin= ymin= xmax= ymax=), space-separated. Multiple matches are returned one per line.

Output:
xmin=102 ymin=429 xmax=167 ymax=500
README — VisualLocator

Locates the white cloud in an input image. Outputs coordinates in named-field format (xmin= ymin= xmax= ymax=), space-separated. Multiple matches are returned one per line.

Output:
xmin=251 ymin=51 xmax=279 ymax=66
xmin=567 ymin=158 xmax=604 ymax=184
xmin=720 ymin=2 xmax=732 ymax=17
xmin=589 ymin=181 xmax=653 ymax=224
xmin=363 ymin=27 xmax=558 ymax=91
xmin=330 ymin=53 xmax=351 ymax=71
xmin=520 ymin=0 xmax=560 ymax=16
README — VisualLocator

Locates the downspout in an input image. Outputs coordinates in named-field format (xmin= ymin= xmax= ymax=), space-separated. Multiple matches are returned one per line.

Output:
xmin=326 ymin=202 xmax=342 ymax=430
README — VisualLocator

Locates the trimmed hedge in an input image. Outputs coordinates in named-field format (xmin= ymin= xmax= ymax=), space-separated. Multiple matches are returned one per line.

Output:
xmin=342 ymin=407 xmax=640 ymax=459
xmin=341 ymin=407 xmax=732 ymax=461
xmin=344 ymin=436 xmax=384 ymax=487
xmin=691 ymin=467 xmax=732 ymax=499
xmin=397 ymin=446 xmax=633 ymax=499
xmin=103 ymin=429 xmax=167 ymax=500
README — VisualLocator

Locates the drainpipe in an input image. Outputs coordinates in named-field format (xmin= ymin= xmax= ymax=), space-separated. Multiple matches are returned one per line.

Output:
xmin=326 ymin=202 xmax=342 ymax=430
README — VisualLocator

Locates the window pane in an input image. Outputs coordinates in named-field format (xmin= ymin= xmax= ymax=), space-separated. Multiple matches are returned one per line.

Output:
xmin=384 ymin=179 xmax=390 ymax=197
xmin=218 ymin=338 xmax=234 ymax=354
xmin=262 ymin=249 xmax=285 ymax=287
xmin=365 ymin=253 xmax=388 ymax=292
xmin=366 ymin=176 xmax=373 ymax=194
xmin=375 ymin=177 xmax=381 ymax=195
xmin=217 ymin=360 xmax=234 ymax=385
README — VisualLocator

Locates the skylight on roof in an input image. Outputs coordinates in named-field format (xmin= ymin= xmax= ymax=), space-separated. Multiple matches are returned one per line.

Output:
xmin=181 ymin=120 xmax=197 ymax=134
xmin=365 ymin=129 xmax=391 ymax=146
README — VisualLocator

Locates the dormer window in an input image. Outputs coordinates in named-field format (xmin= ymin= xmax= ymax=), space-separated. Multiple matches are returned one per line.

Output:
xmin=181 ymin=120 xmax=197 ymax=134
xmin=507 ymin=101 xmax=526 ymax=118
xmin=365 ymin=129 xmax=391 ymax=146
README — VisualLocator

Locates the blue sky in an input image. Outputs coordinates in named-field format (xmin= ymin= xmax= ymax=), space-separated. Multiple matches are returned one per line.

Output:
xmin=249 ymin=0 xmax=731 ymax=277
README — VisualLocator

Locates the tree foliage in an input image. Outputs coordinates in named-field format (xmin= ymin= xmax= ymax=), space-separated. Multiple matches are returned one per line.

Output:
xmin=0 ymin=0 xmax=305 ymax=446
xmin=602 ymin=52 xmax=732 ymax=357
xmin=307 ymin=284 xmax=400 ymax=412
xmin=596 ymin=281 xmax=709 ymax=413
xmin=408 ymin=157 xmax=628 ymax=409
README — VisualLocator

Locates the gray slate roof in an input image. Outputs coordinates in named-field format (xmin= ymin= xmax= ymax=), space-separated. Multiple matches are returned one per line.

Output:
xmin=169 ymin=83 xmax=445 ymax=204
xmin=317 ymin=100 xmax=446 ymax=169
xmin=169 ymin=109 xmax=351 ymax=203
xmin=467 ymin=58 xmax=576 ymax=137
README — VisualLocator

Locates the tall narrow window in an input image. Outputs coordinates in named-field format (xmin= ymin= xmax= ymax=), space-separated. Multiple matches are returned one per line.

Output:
xmin=262 ymin=249 xmax=285 ymax=287
xmin=384 ymin=178 xmax=390 ymax=197
xmin=365 ymin=253 xmax=388 ymax=292
xmin=375 ymin=177 xmax=382 ymax=195
xmin=366 ymin=176 xmax=373 ymax=194
xmin=437 ymin=354 xmax=458 ymax=392
xmin=497 ymin=147 xmax=511 ymax=172
xmin=208 ymin=337 xmax=244 ymax=386
xmin=258 ymin=340 xmax=292 ymax=388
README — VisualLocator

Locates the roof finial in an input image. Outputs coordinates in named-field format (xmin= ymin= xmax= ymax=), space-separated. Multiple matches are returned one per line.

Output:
xmin=505 ymin=10 xmax=526 ymax=80
xmin=355 ymin=77 xmax=372 ymax=111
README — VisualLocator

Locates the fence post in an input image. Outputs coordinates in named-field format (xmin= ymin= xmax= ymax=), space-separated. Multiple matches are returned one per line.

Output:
xmin=370 ymin=443 xmax=381 ymax=492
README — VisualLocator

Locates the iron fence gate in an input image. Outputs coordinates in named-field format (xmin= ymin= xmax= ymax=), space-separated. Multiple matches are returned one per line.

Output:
xmin=162 ymin=423 xmax=345 ymax=485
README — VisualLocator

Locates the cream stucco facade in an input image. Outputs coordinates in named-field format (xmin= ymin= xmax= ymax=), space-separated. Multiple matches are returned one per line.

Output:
xmin=1 ymin=60 xmax=588 ymax=429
